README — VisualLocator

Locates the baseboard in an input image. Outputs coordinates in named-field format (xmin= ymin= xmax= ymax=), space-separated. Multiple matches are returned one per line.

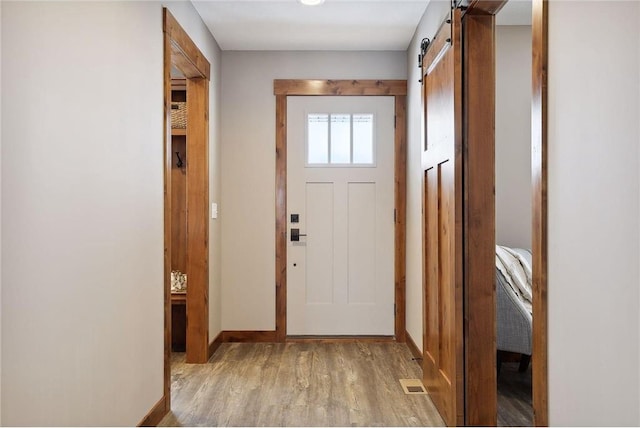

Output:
xmin=286 ymin=335 xmax=395 ymax=343
xmin=218 ymin=331 xmax=397 ymax=344
xmin=219 ymin=332 xmax=398 ymax=343
xmin=222 ymin=330 xmax=277 ymax=342
xmin=137 ymin=395 xmax=166 ymax=427
xmin=405 ymin=330 xmax=423 ymax=361
xmin=208 ymin=331 xmax=224 ymax=359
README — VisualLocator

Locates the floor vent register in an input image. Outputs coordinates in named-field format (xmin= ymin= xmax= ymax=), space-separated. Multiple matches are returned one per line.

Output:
xmin=399 ymin=379 xmax=428 ymax=395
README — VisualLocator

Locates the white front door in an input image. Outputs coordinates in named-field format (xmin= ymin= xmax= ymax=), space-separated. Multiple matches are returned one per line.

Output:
xmin=287 ymin=96 xmax=395 ymax=336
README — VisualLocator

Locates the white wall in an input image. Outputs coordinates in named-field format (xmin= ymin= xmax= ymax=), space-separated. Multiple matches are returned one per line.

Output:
xmin=1 ymin=1 xmax=222 ymax=425
xmin=405 ymin=0 xmax=450 ymax=351
xmin=547 ymin=1 xmax=640 ymax=425
xmin=495 ymin=25 xmax=532 ymax=250
xmin=220 ymin=51 xmax=407 ymax=330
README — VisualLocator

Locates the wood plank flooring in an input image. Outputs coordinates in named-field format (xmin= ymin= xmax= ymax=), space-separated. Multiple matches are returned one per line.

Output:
xmin=159 ymin=342 xmax=445 ymax=427
xmin=497 ymin=362 xmax=533 ymax=426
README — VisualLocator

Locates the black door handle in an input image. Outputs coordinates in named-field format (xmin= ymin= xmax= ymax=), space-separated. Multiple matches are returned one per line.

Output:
xmin=291 ymin=228 xmax=307 ymax=242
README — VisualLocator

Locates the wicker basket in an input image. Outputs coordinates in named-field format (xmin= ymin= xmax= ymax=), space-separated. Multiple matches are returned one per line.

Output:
xmin=171 ymin=102 xmax=187 ymax=129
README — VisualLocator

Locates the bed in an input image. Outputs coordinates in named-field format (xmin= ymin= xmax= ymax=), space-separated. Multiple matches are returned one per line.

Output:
xmin=496 ymin=246 xmax=532 ymax=373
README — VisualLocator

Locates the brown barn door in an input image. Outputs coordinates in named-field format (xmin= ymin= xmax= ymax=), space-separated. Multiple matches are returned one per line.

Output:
xmin=421 ymin=10 xmax=464 ymax=427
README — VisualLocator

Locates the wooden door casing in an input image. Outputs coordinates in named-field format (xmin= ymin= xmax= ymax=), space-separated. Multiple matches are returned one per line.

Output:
xmin=158 ymin=10 xmax=211 ymax=424
xmin=421 ymin=10 xmax=464 ymax=427
xmin=462 ymin=11 xmax=497 ymax=426
xmin=531 ymin=0 xmax=549 ymax=424
xmin=273 ymin=80 xmax=408 ymax=342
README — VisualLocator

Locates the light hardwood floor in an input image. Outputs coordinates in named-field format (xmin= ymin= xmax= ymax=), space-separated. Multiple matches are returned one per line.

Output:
xmin=160 ymin=342 xmax=445 ymax=427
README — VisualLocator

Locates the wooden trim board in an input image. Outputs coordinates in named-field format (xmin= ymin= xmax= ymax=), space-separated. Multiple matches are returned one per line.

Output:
xmin=394 ymin=95 xmax=408 ymax=342
xmin=286 ymin=336 xmax=395 ymax=343
xmin=462 ymin=12 xmax=497 ymax=426
xmin=531 ymin=0 xmax=549 ymax=424
xmin=273 ymin=79 xmax=408 ymax=342
xmin=185 ymin=76 xmax=210 ymax=363
xmin=274 ymin=79 xmax=407 ymax=96
xmin=275 ymin=94 xmax=288 ymax=343
xmin=163 ymin=12 xmax=210 ymax=79
xmin=216 ymin=332 xmax=398 ymax=344
xmin=208 ymin=331 xmax=224 ymax=359
xmin=223 ymin=331 xmax=278 ymax=343
xmin=464 ymin=0 xmax=509 ymax=16
xmin=137 ymin=396 xmax=166 ymax=427
xmin=162 ymin=23 xmax=173 ymax=418
xmin=405 ymin=331 xmax=423 ymax=361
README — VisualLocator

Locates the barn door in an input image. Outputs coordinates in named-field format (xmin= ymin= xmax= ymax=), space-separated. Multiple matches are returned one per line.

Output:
xmin=421 ymin=10 xmax=464 ymax=427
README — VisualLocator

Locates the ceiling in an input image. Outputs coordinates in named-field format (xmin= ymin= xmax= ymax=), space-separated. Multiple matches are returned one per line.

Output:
xmin=191 ymin=0 xmax=431 ymax=51
xmin=191 ymin=0 xmax=532 ymax=52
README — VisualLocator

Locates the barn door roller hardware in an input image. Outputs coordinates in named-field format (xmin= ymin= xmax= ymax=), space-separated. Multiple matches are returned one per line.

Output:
xmin=418 ymin=37 xmax=430 ymax=70
xmin=419 ymin=12 xmax=455 ymax=84
xmin=453 ymin=0 xmax=468 ymax=10
xmin=418 ymin=37 xmax=431 ymax=83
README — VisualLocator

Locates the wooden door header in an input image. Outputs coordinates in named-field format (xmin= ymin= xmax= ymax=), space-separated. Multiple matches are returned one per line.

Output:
xmin=163 ymin=9 xmax=211 ymax=80
xmin=274 ymin=80 xmax=407 ymax=96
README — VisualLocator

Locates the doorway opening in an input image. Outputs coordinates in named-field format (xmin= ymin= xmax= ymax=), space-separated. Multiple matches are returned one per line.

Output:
xmin=462 ymin=0 xmax=548 ymax=425
xmin=273 ymin=80 xmax=408 ymax=342
xmin=493 ymin=3 xmax=534 ymax=425
xmin=161 ymin=7 xmax=211 ymax=418
xmin=419 ymin=0 xmax=547 ymax=425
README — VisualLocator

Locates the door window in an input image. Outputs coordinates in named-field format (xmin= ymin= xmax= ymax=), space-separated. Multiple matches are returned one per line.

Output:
xmin=306 ymin=113 xmax=375 ymax=166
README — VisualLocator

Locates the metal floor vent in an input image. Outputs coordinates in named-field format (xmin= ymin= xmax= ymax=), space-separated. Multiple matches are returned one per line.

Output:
xmin=399 ymin=379 xmax=428 ymax=395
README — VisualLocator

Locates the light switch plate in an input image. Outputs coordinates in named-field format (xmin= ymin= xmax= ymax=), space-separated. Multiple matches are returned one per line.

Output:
xmin=211 ymin=203 xmax=218 ymax=219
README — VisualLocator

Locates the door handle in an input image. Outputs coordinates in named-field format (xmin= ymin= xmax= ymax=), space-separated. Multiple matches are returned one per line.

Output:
xmin=291 ymin=228 xmax=307 ymax=242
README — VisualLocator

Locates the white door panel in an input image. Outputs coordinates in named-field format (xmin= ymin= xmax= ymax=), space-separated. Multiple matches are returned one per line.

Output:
xmin=305 ymin=182 xmax=334 ymax=304
xmin=287 ymin=96 xmax=394 ymax=336
xmin=348 ymin=182 xmax=376 ymax=304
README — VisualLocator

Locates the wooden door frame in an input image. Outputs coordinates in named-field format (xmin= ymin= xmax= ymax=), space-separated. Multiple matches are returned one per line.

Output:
xmin=156 ymin=8 xmax=210 ymax=422
xmin=462 ymin=9 xmax=496 ymax=425
xmin=273 ymin=79 xmax=408 ymax=342
xmin=530 ymin=0 xmax=549 ymax=424
xmin=461 ymin=0 xmax=548 ymax=425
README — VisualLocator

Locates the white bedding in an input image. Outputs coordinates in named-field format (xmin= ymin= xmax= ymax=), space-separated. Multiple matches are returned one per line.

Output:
xmin=495 ymin=245 xmax=533 ymax=314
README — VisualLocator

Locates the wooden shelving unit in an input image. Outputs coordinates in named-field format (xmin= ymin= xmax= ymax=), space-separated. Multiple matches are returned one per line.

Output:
xmin=171 ymin=292 xmax=187 ymax=304
xmin=171 ymin=78 xmax=188 ymax=353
